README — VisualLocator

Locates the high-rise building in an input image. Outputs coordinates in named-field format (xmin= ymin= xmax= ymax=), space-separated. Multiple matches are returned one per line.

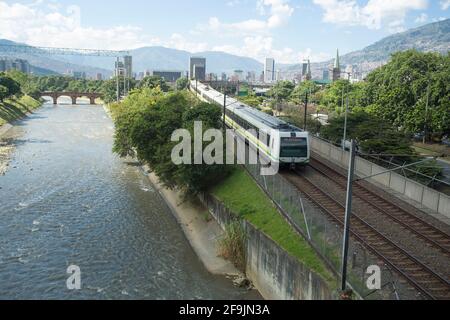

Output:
xmin=189 ymin=57 xmax=206 ymax=81
xmin=124 ymin=56 xmax=133 ymax=78
xmin=276 ymin=70 xmax=281 ymax=81
xmin=323 ymin=70 xmax=330 ymax=81
xmin=72 ymin=71 xmax=86 ymax=79
xmin=0 ymin=58 xmax=30 ymax=73
xmin=332 ymin=49 xmax=341 ymax=81
xmin=233 ymin=70 xmax=244 ymax=82
xmin=221 ymin=73 xmax=227 ymax=82
xmin=246 ymin=71 xmax=256 ymax=83
xmin=264 ymin=58 xmax=275 ymax=83
xmin=301 ymin=61 xmax=308 ymax=78
xmin=96 ymin=73 xmax=103 ymax=81
xmin=302 ymin=60 xmax=311 ymax=81
xmin=152 ymin=70 xmax=183 ymax=82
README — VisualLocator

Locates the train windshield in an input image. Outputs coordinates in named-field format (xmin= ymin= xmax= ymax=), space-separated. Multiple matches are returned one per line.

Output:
xmin=280 ymin=137 xmax=308 ymax=158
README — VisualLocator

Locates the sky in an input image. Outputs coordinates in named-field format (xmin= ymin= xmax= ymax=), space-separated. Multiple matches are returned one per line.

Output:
xmin=0 ymin=0 xmax=449 ymax=63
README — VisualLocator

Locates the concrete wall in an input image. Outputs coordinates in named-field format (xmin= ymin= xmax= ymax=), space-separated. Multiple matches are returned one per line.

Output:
xmin=310 ymin=136 xmax=450 ymax=219
xmin=199 ymin=193 xmax=335 ymax=300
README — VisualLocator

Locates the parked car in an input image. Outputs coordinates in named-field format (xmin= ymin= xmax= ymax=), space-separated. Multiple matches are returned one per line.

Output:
xmin=413 ymin=132 xmax=425 ymax=141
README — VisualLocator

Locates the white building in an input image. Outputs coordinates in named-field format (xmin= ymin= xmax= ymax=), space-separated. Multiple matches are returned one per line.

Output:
xmin=264 ymin=58 xmax=275 ymax=83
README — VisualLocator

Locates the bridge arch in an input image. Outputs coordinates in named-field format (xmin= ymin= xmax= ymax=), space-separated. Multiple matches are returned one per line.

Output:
xmin=76 ymin=95 xmax=97 ymax=105
xmin=56 ymin=95 xmax=75 ymax=105
xmin=39 ymin=92 xmax=102 ymax=105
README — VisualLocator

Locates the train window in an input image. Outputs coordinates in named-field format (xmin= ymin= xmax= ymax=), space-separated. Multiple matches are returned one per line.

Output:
xmin=280 ymin=137 xmax=308 ymax=158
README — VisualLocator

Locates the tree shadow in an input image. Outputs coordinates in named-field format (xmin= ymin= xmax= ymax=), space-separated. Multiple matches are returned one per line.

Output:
xmin=0 ymin=102 xmax=27 ymax=123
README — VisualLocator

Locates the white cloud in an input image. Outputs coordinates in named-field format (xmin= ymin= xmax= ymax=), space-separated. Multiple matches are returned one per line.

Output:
xmin=0 ymin=1 xmax=159 ymax=50
xmin=0 ymin=1 xmax=330 ymax=65
xmin=212 ymin=36 xmax=332 ymax=64
xmin=440 ymin=1 xmax=450 ymax=10
xmin=415 ymin=13 xmax=428 ymax=23
xmin=313 ymin=0 xmax=428 ymax=32
xmin=165 ymin=33 xmax=208 ymax=53
xmin=196 ymin=0 xmax=294 ymax=35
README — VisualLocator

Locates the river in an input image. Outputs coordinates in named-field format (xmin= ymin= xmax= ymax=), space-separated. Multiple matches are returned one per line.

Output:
xmin=0 ymin=99 xmax=259 ymax=300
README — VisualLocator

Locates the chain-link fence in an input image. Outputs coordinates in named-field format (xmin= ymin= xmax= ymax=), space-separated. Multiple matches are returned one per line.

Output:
xmin=242 ymin=161 xmax=423 ymax=300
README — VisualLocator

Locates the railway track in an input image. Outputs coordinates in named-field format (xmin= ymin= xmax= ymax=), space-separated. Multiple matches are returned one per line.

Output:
xmin=309 ymin=157 xmax=450 ymax=255
xmin=282 ymin=171 xmax=450 ymax=300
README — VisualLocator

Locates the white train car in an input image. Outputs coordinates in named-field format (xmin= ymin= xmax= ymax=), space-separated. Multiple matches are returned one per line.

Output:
xmin=190 ymin=81 xmax=310 ymax=168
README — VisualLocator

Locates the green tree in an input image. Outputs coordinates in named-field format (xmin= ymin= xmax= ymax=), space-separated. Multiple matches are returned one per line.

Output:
xmin=100 ymin=77 xmax=136 ymax=104
xmin=0 ymin=73 xmax=21 ymax=98
xmin=0 ymin=85 xmax=8 ymax=102
xmin=364 ymin=50 xmax=449 ymax=138
xmin=268 ymin=80 xmax=295 ymax=101
xmin=319 ymin=79 xmax=350 ymax=113
xmin=139 ymin=75 xmax=170 ymax=92
xmin=290 ymin=81 xmax=320 ymax=104
xmin=112 ymin=88 xmax=231 ymax=194
xmin=176 ymin=77 xmax=189 ymax=91
xmin=238 ymin=92 xmax=263 ymax=108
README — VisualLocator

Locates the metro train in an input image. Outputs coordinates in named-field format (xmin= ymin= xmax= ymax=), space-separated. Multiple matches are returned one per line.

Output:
xmin=190 ymin=81 xmax=310 ymax=169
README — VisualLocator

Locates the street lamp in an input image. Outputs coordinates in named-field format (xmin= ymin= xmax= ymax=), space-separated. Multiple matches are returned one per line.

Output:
xmin=341 ymin=72 xmax=351 ymax=150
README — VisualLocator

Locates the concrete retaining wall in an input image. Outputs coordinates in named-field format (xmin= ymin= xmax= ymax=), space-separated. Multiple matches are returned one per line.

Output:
xmin=199 ymin=193 xmax=335 ymax=300
xmin=310 ymin=136 xmax=450 ymax=219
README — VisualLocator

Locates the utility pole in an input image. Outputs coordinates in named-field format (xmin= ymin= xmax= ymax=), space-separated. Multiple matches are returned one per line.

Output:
xmin=195 ymin=78 xmax=198 ymax=97
xmin=341 ymin=139 xmax=356 ymax=292
xmin=304 ymin=91 xmax=309 ymax=131
xmin=123 ymin=68 xmax=126 ymax=97
xmin=116 ymin=57 xmax=120 ymax=102
xmin=423 ymin=82 xmax=430 ymax=144
xmin=342 ymin=73 xmax=351 ymax=150
xmin=223 ymin=93 xmax=227 ymax=130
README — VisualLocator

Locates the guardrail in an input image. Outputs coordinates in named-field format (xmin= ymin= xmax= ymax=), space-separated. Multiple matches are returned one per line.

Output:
xmin=310 ymin=136 xmax=450 ymax=219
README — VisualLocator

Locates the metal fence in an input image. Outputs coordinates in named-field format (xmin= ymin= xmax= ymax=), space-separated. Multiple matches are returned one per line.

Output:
xmin=242 ymin=162 xmax=423 ymax=300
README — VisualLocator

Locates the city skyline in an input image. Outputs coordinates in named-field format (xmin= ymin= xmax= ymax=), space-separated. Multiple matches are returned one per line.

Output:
xmin=0 ymin=0 xmax=448 ymax=64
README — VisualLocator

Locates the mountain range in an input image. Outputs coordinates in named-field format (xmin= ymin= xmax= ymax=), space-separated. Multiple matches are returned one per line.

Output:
xmin=0 ymin=18 xmax=448 ymax=79
xmin=285 ymin=18 xmax=450 ymax=78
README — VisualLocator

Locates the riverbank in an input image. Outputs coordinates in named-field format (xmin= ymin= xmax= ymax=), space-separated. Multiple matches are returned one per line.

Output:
xmin=104 ymin=103 xmax=250 ymax=285
xmin=0 ymin=95 xmax=42 ymax=175
xmin=0 ymin=95 xmax=42 ymax=127
xmin=144 ymin=166 xmax=246 ymax=278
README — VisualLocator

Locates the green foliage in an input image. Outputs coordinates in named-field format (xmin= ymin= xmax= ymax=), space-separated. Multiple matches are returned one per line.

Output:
xmin=100 ymin=77 xmax=132 ymax=104
xmin=320 ymin=111 xmax=443 ymax=178
xmin=364 ymin=50 xmax=450 ymax=137
xmin=112 ymin=88 xmax=231 ymax=194
xmin=237 ymin=93 xmax=263 ymax=108
xmin=0 ymin=73 xmax=21 ymax=98
xmin=280 ymin=109 xmax=323 ymax=135
xmin=139 ymin=75 xmax=170 ymax=92
xmin=290 ymin=80 xmax=320 ymax=104
xmin=176 ymin=77 xmax=189 ymax=91
xmin=0 ymin=95 xmax=42 ymax=126
xmin=268 ymin=80 xmax=295 ymax=101
xmin=0 ymin=85 xmax=8 ymax=102
xmin=218 ymin=222 xmax=246 ymax=271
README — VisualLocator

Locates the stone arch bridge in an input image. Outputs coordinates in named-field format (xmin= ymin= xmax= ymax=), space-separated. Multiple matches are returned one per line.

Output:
xmin=40 ymin=92 xmax=103 ymax=105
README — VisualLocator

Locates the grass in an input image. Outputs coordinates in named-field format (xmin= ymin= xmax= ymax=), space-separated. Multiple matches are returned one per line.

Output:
xmin=413 ymin=143 xmax=450 ymax=158
xmin=211 ymin=167 xmax=335 ymax=285
xmin=217 ymin=222 xmax=246 ymax=272
xmin=0 ymin=95 xmax=42 ymax=127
